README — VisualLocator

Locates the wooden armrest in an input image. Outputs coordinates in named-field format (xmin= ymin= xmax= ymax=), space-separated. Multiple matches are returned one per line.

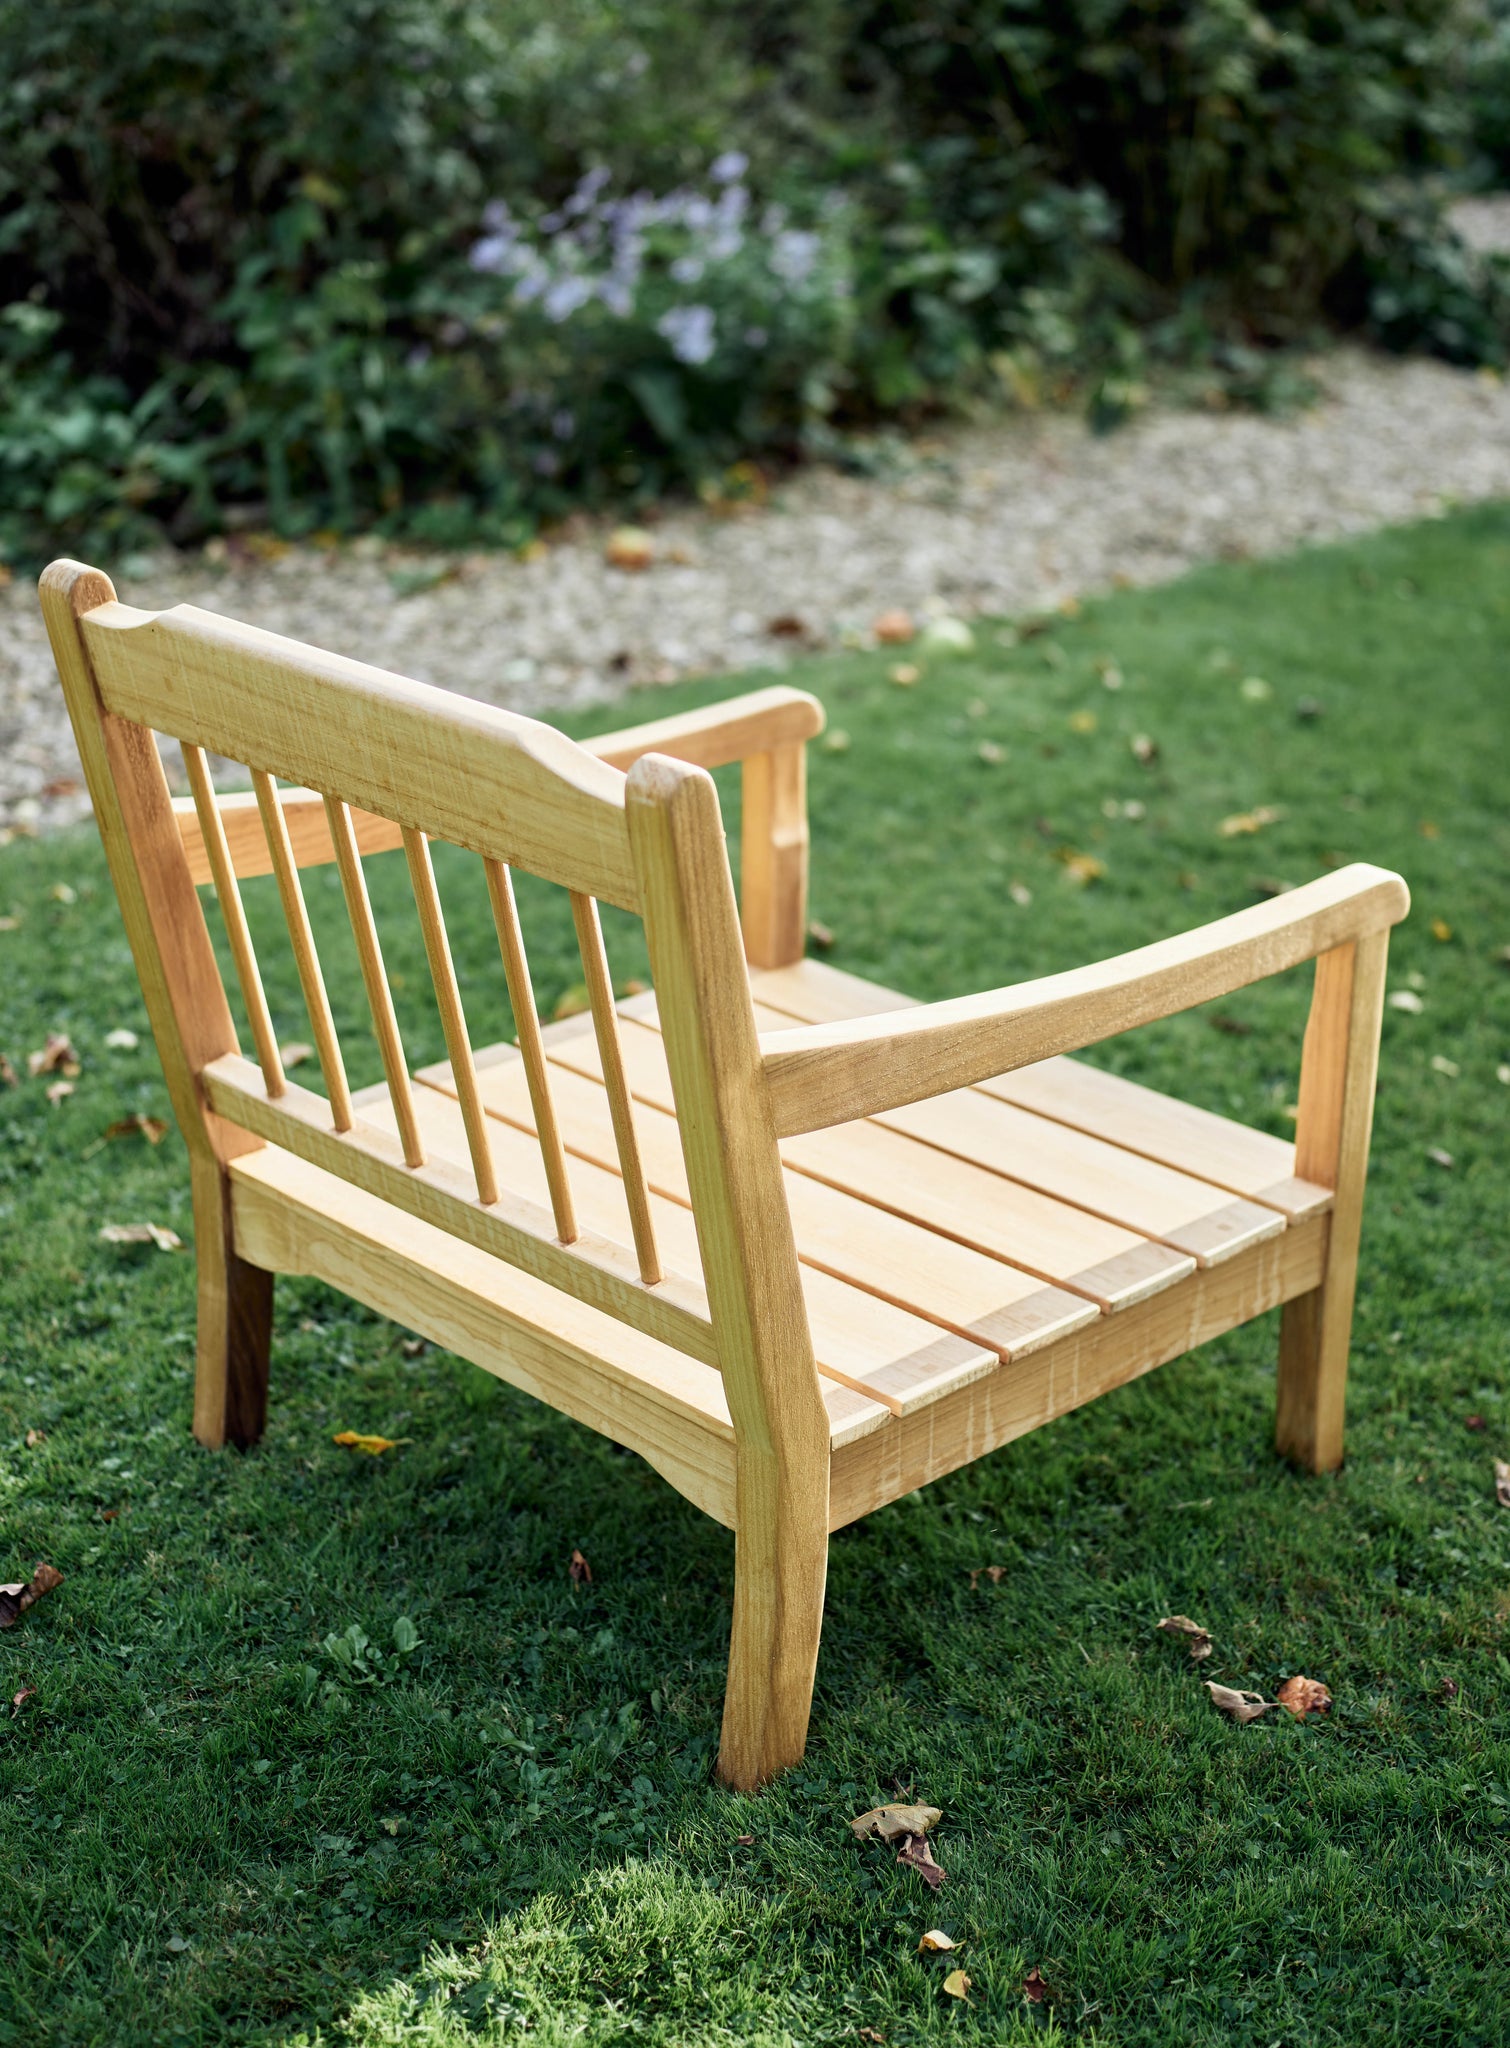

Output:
xmin=761 ymin=863 xmax=1410 ymax=1136
xmin=582 ymin=687 xmax=825 ymax=772
xmin=173 ymin=789 xmax=404 ymax=885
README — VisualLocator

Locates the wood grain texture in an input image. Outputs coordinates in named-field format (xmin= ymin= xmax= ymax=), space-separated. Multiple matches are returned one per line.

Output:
xmin=175 ymin=787 xmax=405 ymax=885
xmin=325 ymin=794 xmax=425 ymax=1168
xmin=229 ymin=1147 xmax=740 ymax=1522
xmin=41 ymin=561 xmax=274 ymax=1452
xmin=202 ymin=1052 xmax=719 ymax=1362
xmin=193 ymin=1151 xmax=274 ymax=1448
xmin=831 ymin=1214 xmax=1328 ymax=1528
xmin=253 ymin=769 xmax=354 ymax=1131
xmin=582 ymin=686 xmax=824 ymax=772
xmin=626 ymin=753 xmax=830 ymax=1791
xmin=182 ymin=744 xmax=286 ymax=1096
xmin=761 ymin=864 xmax=1410 ymax=1136
xmin=571 ymin=891 xmax=661 ymax=1283
xmin=1276 ymin=935 xmax=1390 ymax=1472
xmin=485 ymin=858 xmax=576 ymax=1241
xmin=403 ymin=828 xmax=498 ymax=1206
xmin=80 ymin=598 xmax=640 ymax=907
xmin=741 ymin=741 xmax=809 ymax=970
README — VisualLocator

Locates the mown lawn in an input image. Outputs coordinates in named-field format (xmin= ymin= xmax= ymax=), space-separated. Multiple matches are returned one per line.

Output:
xmin=2 ymin=505 xmax=1508 ymax=2047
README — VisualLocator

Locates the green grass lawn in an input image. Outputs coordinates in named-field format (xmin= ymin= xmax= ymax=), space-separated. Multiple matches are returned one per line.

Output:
xmin=2 ymin=504 xmax=1509 ymax=2048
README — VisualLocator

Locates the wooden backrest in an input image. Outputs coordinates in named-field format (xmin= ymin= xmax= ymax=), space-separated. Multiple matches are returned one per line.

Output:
xmin=40 ymin=560 xmax=826 ymax=1473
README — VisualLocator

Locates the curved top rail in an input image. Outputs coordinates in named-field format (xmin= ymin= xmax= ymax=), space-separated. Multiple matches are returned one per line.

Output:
xmin=71 ymin=587 xmax=639 ymax=909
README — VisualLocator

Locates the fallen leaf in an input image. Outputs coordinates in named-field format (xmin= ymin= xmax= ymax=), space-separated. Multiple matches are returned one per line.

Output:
xmin=1466 ymin=1415 xmax=1486 ymax=1430
xmin=1218 ymin=805 xmax=1283 ymax=838
xmin=104 ymin=1028 xmax=140 ymax=1049
xmin=767 ymin=613 xmax=807 ymax=639
xmin=12 ymin=1686 xmax=36 ymax=1716
xmin=605 ymin=526 xmax=655 ymax=571
xmin=0 ymin=916 xmax=17 ymax=933
xmin=166 ymin=1935 xmax=189 ymax=1953
xmin=279 ymin=1041 xmax=314 ymax=1069
xmin=969 ymin=1564 xmax=1007 ymax=1589
xmin=400 ymin=1338 xmax=426 ymax=1357
xmin=50 ymin=881 xmax=76 ymax=904
xmin=0 ymin=1053 xmax=17 ymax=1087
xmin=1495 ymin=1460 xmax=1510 ymax=1508
xmin=1498 ymin=1065 xmax=1510 ymax=1086
xmin=28 ymin=1032 xmax=80 ymax=1078
xmin=1295 ymin=697 xmax=1325 ymax=722
xmin=25 ymin=1430 xmax=45 ymax=1448
xmin=0 ymin=1562 xmax=63 ymax=1630
xmin=977 ymin=740 xmax=1006 ymax=766
xmin=942 ymin=1968 xmax=970 ymax=2000
xmin=822 ymin=730 xmax=851 ymax=753
xmin=735 ymin=1833 xmax=755 ymax=1846
xmin=1275 ymin=1675 xmax=1333 ymax=1718
xmin=552 ymin=983 xmax=591 ymax=1021
xmin=919 ymin=1929 xmax=956 ymax=1952
xmin=874 ymin=608 xmax=915 ymax=644
xmin=918 ymin=617 xmax=975 ymax=657
xmin=1210 ymin=1013 xmax=1252 ymax=1037
xmin=1157 ymin=1614 xmax=1214 ymax=1661
xmin=1060 ymin=852 xmax=1105 ymax=886
xmin=806 ymin=920 xmax=835 ymax=951
xmin=1130 ymin=733 xmax=1159 ymax=764
xmin=103 ymin=1114 xmax=170 ymax=1146
xmin=45 ymin=1079 xmax=73 ymax=1104
xmin=1431 ymin=918 xmax=1453 ymax=943
xmin=1427 ymin=1147 xmax=1454 ymax=1169
xmin=1008 ymin=882 xmax=1032 ymax=907
xmin=99 ymin=1222 xmax=183 ymax=1251
xmin=620 ymin=978 xmax=649 ymax=997
xmin=1419 ymin=819 xmax=1440 ymax=839
xmin=1022 ymin=1967 xmax=1049 ymax=2004
xmin=850 ymin=1802 xmax=942 ymax=1845
xmin=898 ymin=1833 xmax=946 ymax=1890
xmin=1440 ymin=1676 xmax=1460 ymax=1700
xmin=569 ymin=1547 xmax=592 ymax=1583
xmin=1068 ymin=709 xmax=1097 ymax=734
xmin=1240 ymin=676 xmax=1272 ymax=701
xmin=857 ymin=2030 xmax=886 ymax=2044
xmin=889 ymin=663 xmax=920 ymax=686
xmin=331 ymin=1431 xmax=409 ymax=1455
xmin=1205 ymin=1681 xmax=1280 ymax=1724
xmin=1431 ymin=1055 xmax=1459 ymax=1077
xmin=1388 ymin=990 xmax=1424 ymax=1013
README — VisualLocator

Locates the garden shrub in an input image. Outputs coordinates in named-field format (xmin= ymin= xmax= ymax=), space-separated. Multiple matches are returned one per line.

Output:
xmin=0 ymin=0 xmax=1504 ymax=562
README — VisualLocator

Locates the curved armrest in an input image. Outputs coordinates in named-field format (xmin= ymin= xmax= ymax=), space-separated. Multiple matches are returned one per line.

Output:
xmin=761 ymin=862 xmax=1410 ymax=1136
xmin=582 ymin=686 xmax=824 ymax=772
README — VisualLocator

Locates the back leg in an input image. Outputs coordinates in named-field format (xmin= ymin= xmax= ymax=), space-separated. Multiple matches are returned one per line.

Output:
xmin=191 ymin=1157 xmax=273 ymax=1449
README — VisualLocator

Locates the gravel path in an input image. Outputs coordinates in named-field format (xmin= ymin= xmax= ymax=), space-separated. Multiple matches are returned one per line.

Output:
xmin=5 ymin=344 xmax=1510 ymax=833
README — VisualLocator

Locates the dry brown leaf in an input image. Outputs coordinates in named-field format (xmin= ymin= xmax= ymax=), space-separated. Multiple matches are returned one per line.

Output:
xmin=279 ymin=1042 xmax=314 ymax=1069
xmin=103 ymin=1114 xmax=169 ymax=1146
xmin=1219 ymin=805 xmax=1283 ymax=838
xmin=605 ymin=526 xmax=655 ymax=571
xmin=0 ymin=1053 xmax=17 ymax=1088
xmin=0 ymin=1562 xmax=63 ymax=1630
xmin=806 ymin=920 xmax=835 ymax=952
xmin=105 ymin=1028 xmax=140 ymax=1050
xmin=25 ymin=1429 xmax=45 ymax=1449
xmin=941 ymin=1969 xmax=970 ymax=2000
xmin=1157 ymin=1614 xmax=1214 ymax=1661
xmin=918 ymin=1930 xmax=956 ymax=1953
xmin=898 ymin=1833 xmax=946 ymax=1891
xmin=874 ymin=608 xmax=915 ymax=644
xmin=1495 ymin=1460 xmax=1510 ymax=1508
xmin=1276 ymin=1675 xmax=1333 ymax=1719
xmin=1465 ymin=1415 xmax=1486 ymax=1431
xmin=1205 ymin=1681 xmax=1280 ymax=1724
xmin=1430 ymin=1055 xmax=1459 ymax=1077
xmin=28 ymin=1032 xmax=80 ymax=1078
xmin=735 ymin=1833 xmax=755 ymax=1846
xmin=11 ymin=1685 xmax=36 ymax=1716
xmin=889 ymin=663 xmax=920 ymax=687
xmin=1431 ymin=918 xmax=1453 ymax=942
xmin=569 ymin=1547 xmax=592 ymax=1584
xmin=767 ymin=613 xmax=807 ymax=639
xmin=850 ymin=1803 xmax=941 ymax=1844
xmin=857 ymin=2030 xmax=887 ymax=2044
xmin=969 ymin=1565 xmax=1007 ymax=1589
xmin=1427 ymin=1147 xmax=1455 ymax=1169
xmin=45 ymin=1079 xmax=73 ymax=1104
xmin=1130 ymin=733 xmax=1159 ymax=764
xmin=331 ymin=1431 xmax=409 ymax=1455
xmin=977 ymin=740 xmax=1006 ymax=766
xmin=1008 ymin=882 xmax=1032 ymax=907
xmin=1022 ymin=1966 xmax=1048 ymax=2004
xmin=1060 ymin=852 xmax=1105 ymax=886
xmin=99 ymin=1222 xmax=183 ymax=1251
xmin=50 ymin=881 xmax=76 ymax=904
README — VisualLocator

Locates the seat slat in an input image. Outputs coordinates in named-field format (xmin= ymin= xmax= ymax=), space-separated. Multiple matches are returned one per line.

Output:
xmin=417 ymin=1044 xmax=1098 ymax=1373
xmin=751 ymin=956 xmax=1331 ymax=1221
xmin=380 ymin=1078 xmax=922 ymax=1426
xmin=548 ymin=1010 xmax=1195 ymax=1312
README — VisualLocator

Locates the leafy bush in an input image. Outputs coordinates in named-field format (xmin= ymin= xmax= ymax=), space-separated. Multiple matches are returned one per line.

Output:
xmin=0 ymin=0 xmax=1503 ymax=561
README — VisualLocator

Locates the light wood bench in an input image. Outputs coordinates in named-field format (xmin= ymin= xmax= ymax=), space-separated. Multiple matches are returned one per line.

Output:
xmin=42 ymin=558 xmax=1409 ymax=1789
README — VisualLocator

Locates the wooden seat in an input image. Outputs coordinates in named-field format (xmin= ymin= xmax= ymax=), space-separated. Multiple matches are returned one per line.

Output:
xmin=40 ymin=557 xmax=1409 ymax=1793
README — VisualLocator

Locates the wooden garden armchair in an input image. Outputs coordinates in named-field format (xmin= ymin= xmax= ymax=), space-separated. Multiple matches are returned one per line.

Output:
xmin=42 ymin=558 xmax=1409 ymax=1790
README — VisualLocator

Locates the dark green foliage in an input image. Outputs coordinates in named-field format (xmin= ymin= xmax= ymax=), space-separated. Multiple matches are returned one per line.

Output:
xmin=2 ymin=512 xmax=1509 ymax=2042
xmin=4 ymin=1 xmax=1510 ymax=561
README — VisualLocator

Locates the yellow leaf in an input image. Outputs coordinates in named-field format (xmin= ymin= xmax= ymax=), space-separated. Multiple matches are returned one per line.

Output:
xmin=942 ymin=1970 xmax=971 ymax=2000
xmin=332 ymin=1431 xmax=409 ymax=1456
xmin=1068 ymin=709 xmax=1097 ymax=734
xmin=919 ymin=1930 xmax=956 ymax=1953
xmin=1431 ymin=917 xmax=1453 ymax=942
xmin=605 ymin=526 xmax=655 ymax=571
xmin=849 ymin=1803 xmax=941 ymax=1844
xmin=1218 ymin=805 xmax=1283 ymax=838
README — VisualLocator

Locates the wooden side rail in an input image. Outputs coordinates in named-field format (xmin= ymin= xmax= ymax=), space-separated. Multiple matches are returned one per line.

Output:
xmin=174 ymin=788 xmax=404 ymax=886
xmin=761 ymin=863 xmax=1410 ymax=1137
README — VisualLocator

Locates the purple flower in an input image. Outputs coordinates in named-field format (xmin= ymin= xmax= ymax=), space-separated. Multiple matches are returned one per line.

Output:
xmin=670 ymin=254 xmax=706 ymax=285
xmin=711 ymin=151 xmax=749 ymax=184
xmin=656 ymin=303 xmax=716 ymax=366
xmin=770 ymin=229 xmax=821 ymax=284
xmin=543 ymin=275 xmax=594 ymax=323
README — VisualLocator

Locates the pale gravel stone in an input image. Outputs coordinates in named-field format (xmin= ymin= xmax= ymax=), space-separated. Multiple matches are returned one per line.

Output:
xmin=4 ymin=345 xmax=1510 ymax=833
